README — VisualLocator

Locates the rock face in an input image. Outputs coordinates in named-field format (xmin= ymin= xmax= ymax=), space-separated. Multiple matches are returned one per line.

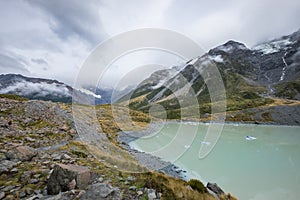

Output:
xmin=206 ymin=182 xmax=224 ymax=197
xmin=47 ymin=164 xmax=90 ymax=195
xmin=5 ymin=146 xmax=37 ymax=161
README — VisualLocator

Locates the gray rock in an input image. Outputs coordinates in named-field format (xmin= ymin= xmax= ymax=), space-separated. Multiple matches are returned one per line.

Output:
xmin=40 ymin=154 xmax=51 ymax=160
xmin=60 ymin=124 xmax=69 ymax=131
xmin=33 ymin=174 xmax=41 ymax=178
xmin=24 ymin=118 xmax=33 ymax=124
xmin=0 ymin=160 xmax=17 ymax=174
xmin=34 ymin=189 xmax=41 ymax=194
xmin=28 ymin=178 xmax=39 ymax=184
xmin=39 ymin=189 xmax=86 ymax=200
xmin=62 ymin=154 xmax=71 ymax=160
xmin=2 ymin=185 xmax=15 ymax=192
xmin=80 ymin=183 xmax=121 ymax=200
xmin=51 ymin=154 xmax=61 ymax=161
xmin=129 ymin=186 xmax=137 ymax=190
xmin=5 ymin=146 xmax=37 ymax=161
xmin=0 ymin=153 xmax=6 ymax=161
xmin=68 ymin=179 xmax=76 ymax=190
xmin=137 ymin=190 xmax=143 ymax=196
xmin=157 ymin=192 xmax=162 ymax=198
xmin=19 ymin=191 xmax=26 ymax=198
xmin=25 ymin=137 xmax=36 ymax=142
xmin=42 ymin=161 xmax=50 ymax=165
xmin=10 ymin=186 xmax=21 ymax=194
xmin=21 ymin=171 xmax=32 ymax=182
xmin=25 ymin=187 xmax=34 ymax=195
xmin=69 ymin=129 xmax=76 ymax=135
xmin=47 ymin=164 xmax=90 ymax=195
xmin=0 ymin=192 xmax=5 ymax=200
xmin=10 ymin=167 xmax=18 ymax=173
xmin=27 ymin=194 xmax=44 ymax=200
xmin=147 ymin=189 xmax=157 ymax=200
xmin=126 ymin=176 xmax=136 ymax=182
xmin=206 ymin=182 xmax=224 ymax=197
xmin=98 ymin=177 xmax=104 ymax=183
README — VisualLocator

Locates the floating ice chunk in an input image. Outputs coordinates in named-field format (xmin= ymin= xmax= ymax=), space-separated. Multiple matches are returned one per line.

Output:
xmin=200 ymin=141 xmax=211 ymax=145
xmin=245 ymin=135 xmax=257 ymax=140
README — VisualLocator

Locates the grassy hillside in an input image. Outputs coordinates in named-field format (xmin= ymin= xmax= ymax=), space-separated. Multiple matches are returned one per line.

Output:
xmin=123 ymin=71 xmax=274 ymax=120
xmin=274 ymin=78 xmax=300 ymax=99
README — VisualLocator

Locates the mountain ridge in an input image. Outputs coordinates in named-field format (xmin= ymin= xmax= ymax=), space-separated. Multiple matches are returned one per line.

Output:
xmin=0 ymin=73 xmax=114 ymax=104
xmin=119 ymin=29 xmax=300 ymax=124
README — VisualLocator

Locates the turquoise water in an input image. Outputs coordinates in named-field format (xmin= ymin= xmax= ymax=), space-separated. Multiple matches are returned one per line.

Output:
xmin=130 ymin=123 xmax=300 ymax=200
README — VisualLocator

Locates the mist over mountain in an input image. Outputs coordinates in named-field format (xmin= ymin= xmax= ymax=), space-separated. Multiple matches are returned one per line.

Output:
xmin=0 ymin=74 xmax=113 ymax=104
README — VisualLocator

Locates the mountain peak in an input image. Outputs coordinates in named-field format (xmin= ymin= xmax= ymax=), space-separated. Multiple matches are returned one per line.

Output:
xmin=217 ymin=40 xmax=248 ymax=51
xmin=223 ymin=40 xmax=247 ymax=48
xmin=209 ymin=40 xmax=248 ymax=56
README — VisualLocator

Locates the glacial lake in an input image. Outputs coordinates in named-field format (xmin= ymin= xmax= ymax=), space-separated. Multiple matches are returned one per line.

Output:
xmin=130 ymin=123 xmax=300 ymax=200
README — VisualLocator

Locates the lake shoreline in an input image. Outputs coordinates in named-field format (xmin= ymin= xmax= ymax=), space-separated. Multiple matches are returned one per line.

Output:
xmin=163 ymin=119 xmax=300 ymax=127
xmin=117 ymin=131 xmax=189 ymax=180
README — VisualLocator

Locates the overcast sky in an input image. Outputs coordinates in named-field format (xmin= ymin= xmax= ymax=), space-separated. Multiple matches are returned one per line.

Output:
xmin=0 ymin=0 xmax=300 ymax=87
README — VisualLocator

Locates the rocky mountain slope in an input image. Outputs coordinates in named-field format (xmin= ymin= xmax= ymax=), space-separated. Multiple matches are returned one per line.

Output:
xmin=0 ymin=95 xmax=236 ymax=200
xmin=119 ymin=29 xmax=300 ymax=124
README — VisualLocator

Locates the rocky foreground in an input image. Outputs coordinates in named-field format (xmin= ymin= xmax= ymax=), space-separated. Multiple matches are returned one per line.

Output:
xmin=0 ymin=96 xmax=236 ymax=200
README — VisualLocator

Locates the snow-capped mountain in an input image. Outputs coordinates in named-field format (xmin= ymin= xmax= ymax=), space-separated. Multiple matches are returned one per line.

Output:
xmin=118 ymin=29 xmax=300 ymax=119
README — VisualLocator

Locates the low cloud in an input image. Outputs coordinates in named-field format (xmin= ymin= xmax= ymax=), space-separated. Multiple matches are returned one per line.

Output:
xmin=0 ymin=81 xmax=71 ymax=98
xmin=76 ymin=88 xmax=102 ymax=99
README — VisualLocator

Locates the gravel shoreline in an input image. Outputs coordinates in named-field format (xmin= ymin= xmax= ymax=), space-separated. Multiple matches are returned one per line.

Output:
xmin=117 ymin=131 xmax=188 ymax=180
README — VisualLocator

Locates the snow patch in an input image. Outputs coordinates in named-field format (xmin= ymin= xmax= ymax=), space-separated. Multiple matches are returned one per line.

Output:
xmin=150 ymin=70 xmax=177 ymax=90
xmin=216 ymin=43 xmax=247 ymax=53
xmin=209 ymin=55 xmax=224 ymax=63
xmin=216 ymin=45 xmax=233 ymax=52
xmin=253 ymin=38 xmax=293 ymax=54
xmin=151 ymin=79 xmax=168 ymax=89
xmin=186 ymin=57 xmax=199 ymax=65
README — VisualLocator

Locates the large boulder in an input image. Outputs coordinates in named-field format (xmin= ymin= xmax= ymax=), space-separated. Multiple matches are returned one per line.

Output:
xmin=5 ymin=146 xmax=37 ymax=161
xmin=80 ymin=183 xmax=121 ymax=200
xmin=47 ymin=164 xmax=90 ymax=195
xmin=206 ymin=182 xmax=224 ymax=197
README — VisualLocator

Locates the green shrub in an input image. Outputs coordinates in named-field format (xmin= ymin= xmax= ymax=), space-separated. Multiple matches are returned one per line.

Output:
xmin=0 ymin=94 xmax=28 ymax=101
xmin=188 ymin=179 xmax=208 ymax=193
